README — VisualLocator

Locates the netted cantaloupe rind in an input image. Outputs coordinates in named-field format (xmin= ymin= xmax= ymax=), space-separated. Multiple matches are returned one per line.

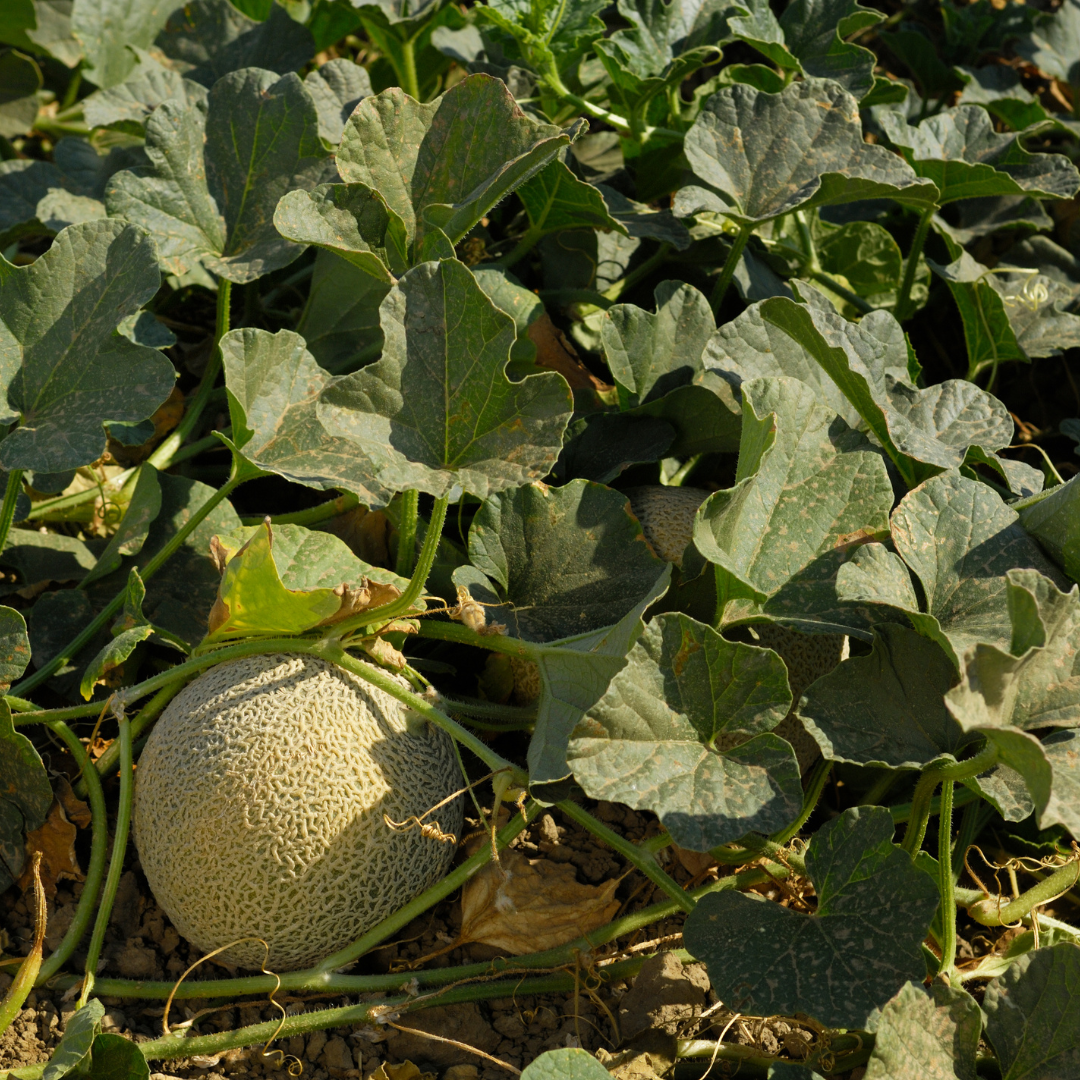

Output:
xmin=626 ymin=485 xmax=710 ymax=566
xmin=133 ymin=653 xmax=463 ymax=971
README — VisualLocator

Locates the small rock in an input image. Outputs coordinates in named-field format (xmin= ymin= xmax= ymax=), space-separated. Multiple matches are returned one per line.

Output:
xmin=109 ymin=872 xmax=142 ymax=937
xmin=307 ymin=1028 xmax=329 ymax=1062
xmin=492 ymin=1014 xmax=526 ymax=1039
xmin=116 ymin=939 xmax=158 ymax=980
xmin=537 ymin=815 xmax=560 ymax=846
xmin=617 ymin=953 xmax=705 ymax=1040
xmin=322 ymin=1035 xmax=355 ymax=1071
xmin=443 ymin=1068 xmax=479 ymax=1080
xmin=388 ymin=1003 xmax=500 ymax=1068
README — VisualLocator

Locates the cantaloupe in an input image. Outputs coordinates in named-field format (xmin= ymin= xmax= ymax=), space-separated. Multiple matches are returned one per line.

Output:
xmin=133 ymin=653 xmax=463 ymax=971
xmin=626 ymin=484 xmax=846 ymax=772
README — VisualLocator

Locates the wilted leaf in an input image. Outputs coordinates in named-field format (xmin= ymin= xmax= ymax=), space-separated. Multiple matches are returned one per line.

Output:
xmin=693 ymin=376 xmax=893 ymax=634
xmin=317 ymin=259 xmax=573 ymax=499
xmin=459 ymin=847 xmax=621 ymax=954
xmin=678 ymin=79 xmax=936 ymax=227
xmin=683 ymin=806 xmax=940 ymax=1028
xmin=0 ymin=219 xmax=175 ymax=473
xmin=983 ymin=943 xmax=1080 ymax=1080
xmin=18 ymin=796 xmax=82 ymax=899
xmin=864 ymin=981 xmax=980 ymax=1080
xmin=568 ymin=612 xmax=801 ymax=850
xmin=106 ymin=67 xmax=333 ymax=283
xmin=0 ymin=698 xmax=51 ymax=891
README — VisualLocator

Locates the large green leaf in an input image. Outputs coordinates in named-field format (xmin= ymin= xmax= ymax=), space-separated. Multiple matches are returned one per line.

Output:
xmin=86 ymin=1033 xmax=150 ymax=1080
xmin=692 ymin=376 xmax=893 ymax=634
xmin=0 ymin=219 xmax=175 ymax=473
xmin=81 ymin=47 xmax=198 ymax=134
xmin=334 ymin=73 xmax=573 ymax=255
xmin=317 ymin=259 xmax=573 ymax=499
xmin=106 ymin=67 xmax=333 ymax=283
xmin=0 ymin=47 xmax=42 ymax=139
xmin=457 ymin=479 xmax=669 ymax=642
xmin=1016 ymin=473 xmax=1080 ymax=584
xmin=568 ymin=612 xmax=801 ymax=850
xmin=520 ymin=1048 xmax=611 ymax=1080
xmin=0 ymin=695 xmax=51 ymax=889
xmin=683 ymin=806 xmax=940 ymax=1028
xmin=798 ymin=624 xmax=967 ymax=769
xmin=71 ymin=0 xmax=177 ymax=88
xmin=155 ymin=1 xmax=314 ymax=88
xmin=222 ymin=327 xmax=390 ymax=504
xmin=514 ymin=159 xmax=626 ymax=244
xmin=839 ymin=472 xmax=1066 ymax=667
xmin=602 ymin=281 xmax=714 ymax=410
xmin=679 ymin=79 xmax=936 ymax=227
xmin=1016 ymin=0 xmax=1080 ymax=88
xmin=756 ymin=296 xmax=1030 ymax=492
xmin=879 ymin=106 xmax=1080 ymax=204
xmin=864 ymin=982 xmax=980 ymax=1080
xmin=304 ymin=56 xmax=370 ymax=144
xmin=42 ymin=1000 xmax=105 ymax=1080
xmin=983 ymin=943 xmax=1080 ymax=1080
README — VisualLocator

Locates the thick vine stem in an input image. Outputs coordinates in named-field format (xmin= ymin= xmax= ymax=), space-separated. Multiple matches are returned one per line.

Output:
xmin=78 ymin=712 xmax=133 ymax=1007
xmin=0 ymin=467 xmax=24 ymax=555
xmin=710 ymin=223 xmax=753 ymax=313
xmin=395 ymin=488 xmax=420 ymax=577
xmin=894 ymin=206 xmax=935 ymax=322
xmin=902 ymin=744 xmax=999 ymax=856
xmin=558 ymin=800 xmax=696 ymax=914
xmin=11 ymin=474 xmax=245 ymax=698
xmin=239 ymin=491 xmax=359 ymax=529
xmin=968 ymin=857 xmax=1080 ymax=928
xmin=36 ymin=721 xmax=108 ymax=984
xmin=936 ymin=779 xmax=957 ymax=980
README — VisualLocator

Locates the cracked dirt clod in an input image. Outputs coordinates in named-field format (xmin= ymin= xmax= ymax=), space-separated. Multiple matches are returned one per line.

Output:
xmin=617 ymin=952 xmax=708 ymax=1040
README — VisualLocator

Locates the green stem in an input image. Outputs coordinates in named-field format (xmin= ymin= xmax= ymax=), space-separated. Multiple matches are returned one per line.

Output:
xmin=774 ymin=758 xmax=832 ymax=844
xmin=860 ymin=768 xmax=903 ymax=807
xmin=794 ymin=210 xmax=818 ymax=271
xmin=73 ymin=683 xmax=182 ymax=798
xmin=0 ymin=469 xmax=24 ymax=553
xmin=36 ymin=721 xmax=108 ymax=984
xmin=10 ymin=700 xmax=115 ymax=725
xmin=416 ymin=619 xmax=539 ymax=658
xmin=497 ymin=225 xmax=545 ymax=271
xmin=558 ymin=800 xmax=695 ymax=914
xmin=399 ymin=33 xmax=421 ymax=100
xmin=438 ymin=695 xmax=537 ymax=721
xmin=805 ymin=270 xmax=876 ymax=314
xmin=78 ymin=713 xmax=132 ymax=1007
xmin=542 ymin=66 xmax=634 ymax=135
xmin=936 ymin=779 xmax=957 ymax=980
xmin=603 ymin=243 xmax=671 ymax=303
xmin=736 ymin=833 xmax=808 ymax=878
xmin=146 ymin=279 xmax=231 ymax=472
xmin=239 ymin=491 xmax=359 ymax=528
xmin=968 ymin=858 xmax=1080 ymax=927
xmin=889 ymin=782 xmax=977 ymax=824
xmin=536 ymin=289 xmax=615 ymax=310
xmin=902 ymin=744 xmax=998 ymax=856
xmin=894 ymin=206 xmax=935 ymax=322
xmin=10 ymin=474 xmax=243 ymax=697
xmin=395 ymin=488 xmax=420 ymax=577
xmin=327 ymin=646 xmax=527 ymax=784
xmin=662 ymin=454 xmax=701 ymax=488
xmin=710 ymin=224 xmax=753 ymax=314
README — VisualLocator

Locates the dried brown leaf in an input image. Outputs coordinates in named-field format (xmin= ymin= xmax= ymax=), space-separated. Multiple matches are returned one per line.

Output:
xmin=459 ymin=848 xmax=622 ymax=954
xmin=55 ymin=777 xmax=91 ymax=830
xmin=17 ymin=799 xmax=83 ymax=900
xmin=527 ymin=312 xmax=612 ymax=394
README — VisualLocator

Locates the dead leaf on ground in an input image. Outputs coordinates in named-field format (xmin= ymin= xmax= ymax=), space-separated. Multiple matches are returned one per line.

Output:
xmin=459 ymin=848 xmax=622 ymax=954
xmin=527 ymin=312 xmax=613 ymax=395
xmin=17 ymin=798 xmax=83 ymax=900
xmin=55 ymin=777 xmax=91 ymax=829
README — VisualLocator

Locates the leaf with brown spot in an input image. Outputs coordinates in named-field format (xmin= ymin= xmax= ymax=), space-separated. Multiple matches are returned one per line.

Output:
xmin=18 ymin=798 xmax=83 ymax=900
xmin=459 ymin=848 xmax=622 ymax=954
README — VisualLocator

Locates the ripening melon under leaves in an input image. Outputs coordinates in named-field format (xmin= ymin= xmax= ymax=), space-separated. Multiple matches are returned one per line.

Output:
xmin=133 ymin=653 xmax=463 ymax=971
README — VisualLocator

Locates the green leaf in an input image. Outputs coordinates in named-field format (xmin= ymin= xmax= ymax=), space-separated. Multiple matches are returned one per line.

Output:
xmin=71 ymin=0 xmax=177 ymax=88
xmin=568 ymin=612 xmax=801 ymax=850
xmin=957 ymin=65 xmax=1047 ymax=131
xmin=880 ymin=107 xmax=1080 ymax=205
xmin=87 ymin=1033 xmax=149 ymax=1080
xmin=527 ymin=564 xmax=672 ymax=790
xmin=0 ymin=604 xmax=29 ymax=686
xmin=863 ymin=981 xmax=980 ymax=1080
xmin=798 ymin=624 xmax=967 ymax=769
xmin=0 ymin=695 xmax=50 ymax=889
xmin=1039 ymin=728 xmax=1080 ymax=837
xmin=983 ymin=943 xmax=1080 ymax=1080
xmin=776 ymin=0 xmax=884 ymax=98
xmin=683 ymin=805 xmax=940 ymax=1028
xmin=840 ymin=472 xmax=1066 ymax=666
xmin=295 ymin=250 xmax=388 ymax=374
xmin=757 ymin=297 xmax=1022 ymax=490
xmin=80 ymin=463 xmax=162 ymax=587
xmin=23 ymin=1 xmax=83 ymax=68
xmin=1017 ymin=474 xmax=1080 ymax=584
xmin=106 ymin=67 xmax=333 ymax=283
xmin=602 ymin=281 xmax=714 ymax=410
xmin=317 ymin=259 xmax=573 ymax=499
xmin=42 ymin=999 xmax=104 ymax=1080
xmin=597 ymin=183 xmax=692 ymax=250
xmin=335 ymin=73 xmax=572 ymax=254
xmin=79 ymin=568 xmax=156 ymax=700
xmin=81 ymin=47 xmax=196 ymax=134
xmin=515 ymin=159 xmax=627 ymax=242
xmin=1 ymin=529 xmax=100 ymax=595
xmin=680 ymin=79 xmax=937 ymax=227
xmin=156 ymin=1 xmax=314 ymax=89
xmin=0 ymin=47 xmax=42 ymax=139
xmin=554 ymin=413 xmax=675 ymax=485
xmin=303 ymin=56 xmax=371 ymax=144
xmin=692 ymin=376 xmax=893 ymax=634
xmin=459 ymin=479 xmax=669 ymax=643
xmin=520 ymin=1047 xmax=612 ymax=1080
xmin=0 ymin=219 xmax=175 ymax=473
xmin=221 ymin=327 xmax=391 ymax=505
xmin=1016 ymin=0 xmax=1080 ymax=87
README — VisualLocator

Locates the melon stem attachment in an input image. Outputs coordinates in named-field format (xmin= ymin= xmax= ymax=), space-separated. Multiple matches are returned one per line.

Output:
xmin=79 ymin=707 xmax=133 ymax=1008
xmin=36 ymin=719 xmax=109 ymax=985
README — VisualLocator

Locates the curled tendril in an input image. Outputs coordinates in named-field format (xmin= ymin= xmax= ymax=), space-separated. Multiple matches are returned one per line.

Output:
xmin=977 ymin=266 xmax=1049 ymax=312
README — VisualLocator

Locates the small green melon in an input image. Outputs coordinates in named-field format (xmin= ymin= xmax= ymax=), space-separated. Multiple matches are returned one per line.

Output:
xmin=133 ymin=653 xmax=463 ymax=971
